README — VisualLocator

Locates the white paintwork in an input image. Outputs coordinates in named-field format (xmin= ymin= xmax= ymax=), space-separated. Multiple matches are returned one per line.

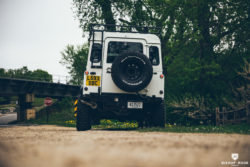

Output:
xmin=83 ymin=31 xmax=164 ymax=99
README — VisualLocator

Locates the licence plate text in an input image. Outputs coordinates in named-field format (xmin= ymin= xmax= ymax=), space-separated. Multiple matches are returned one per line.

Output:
xmin=127 ymin=102 xmax=143 ymax=109
xmin=86 ymin=76 xmax=100 ymax=86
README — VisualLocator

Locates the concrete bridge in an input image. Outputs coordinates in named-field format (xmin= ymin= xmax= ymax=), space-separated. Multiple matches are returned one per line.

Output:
xmin=0 ymin=77 xmax=81 ymax=121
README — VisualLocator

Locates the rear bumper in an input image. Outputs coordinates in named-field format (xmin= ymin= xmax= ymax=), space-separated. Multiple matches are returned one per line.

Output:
xmin=81 ymin=93 xmax=162 ymax=120
xmin=84 ymin=93 xmax=162 ymax=104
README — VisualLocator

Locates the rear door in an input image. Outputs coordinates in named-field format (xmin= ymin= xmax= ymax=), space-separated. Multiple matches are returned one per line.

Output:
xmin=101 ymin=38 xmax=147 ymax=94
xmin=145 ymin=44 xmax=164 ymax=98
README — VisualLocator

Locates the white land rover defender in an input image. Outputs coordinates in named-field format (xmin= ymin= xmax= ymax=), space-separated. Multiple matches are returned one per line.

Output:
xmin=76 ymin=24 xmax=165 ymax=131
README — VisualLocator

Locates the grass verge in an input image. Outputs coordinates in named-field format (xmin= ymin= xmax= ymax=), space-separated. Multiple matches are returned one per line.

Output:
xmin=139 ymin=124 xmax=250 ymax=134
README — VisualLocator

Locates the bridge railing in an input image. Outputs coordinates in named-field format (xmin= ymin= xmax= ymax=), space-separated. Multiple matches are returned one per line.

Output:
xmin=51 ymin=75 xmax=74 ymax=85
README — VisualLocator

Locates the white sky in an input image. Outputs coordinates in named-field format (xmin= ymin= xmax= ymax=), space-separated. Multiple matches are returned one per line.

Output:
xmin=0 ymin=0 xmax=87 ymax=77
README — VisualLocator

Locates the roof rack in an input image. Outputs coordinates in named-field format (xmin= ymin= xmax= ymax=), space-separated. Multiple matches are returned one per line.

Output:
xmin=89 ymin=24 xmax=161 ymax=35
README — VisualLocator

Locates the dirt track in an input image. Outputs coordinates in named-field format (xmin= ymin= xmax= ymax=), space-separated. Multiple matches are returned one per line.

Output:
xmin=0 ymin=125 xmax=249 ymax=167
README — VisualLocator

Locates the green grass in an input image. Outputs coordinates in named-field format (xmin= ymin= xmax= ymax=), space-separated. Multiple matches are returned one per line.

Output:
xmin=93 ymin=121 xmax=250 ymax=134
xmin=0 ymin=104 xmax=17 ymax=108
xmin=25 ymin=107 xmax=76 ymax=127
xmin=139 ymin=124 xmax=250 ymax=134
xmin=32 ymin=98 xmax=45 ymax=107
xmin=93 ymin=119 xmax=138 ymax=130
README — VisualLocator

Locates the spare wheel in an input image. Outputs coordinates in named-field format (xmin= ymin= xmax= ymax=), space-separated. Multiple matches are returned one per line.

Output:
xmin=111 ymin=52 xmax=153 ymax=92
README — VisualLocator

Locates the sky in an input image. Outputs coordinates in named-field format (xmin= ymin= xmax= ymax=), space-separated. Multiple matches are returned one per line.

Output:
xmin=0 ymin=0 xmax=87 ymax=77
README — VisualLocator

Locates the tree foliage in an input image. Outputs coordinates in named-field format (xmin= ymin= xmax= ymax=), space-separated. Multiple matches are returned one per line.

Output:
xmin=72 ymin=0 xmax=249 ymax=110
xmin=60 ymin=44 xmax=88 ymax=85
xmin=0 ymin=66 xmax=52 ymax=82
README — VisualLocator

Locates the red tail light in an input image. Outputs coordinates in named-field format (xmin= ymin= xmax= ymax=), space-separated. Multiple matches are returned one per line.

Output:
xmin=160 ymin=74 xmax=164 ymax=79
xmin=85 ymin=71 xmax=89 ymax=75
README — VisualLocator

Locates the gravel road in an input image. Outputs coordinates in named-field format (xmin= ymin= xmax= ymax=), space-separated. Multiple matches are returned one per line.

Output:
xmin=0 ymin=125 xmax=249 ymax=167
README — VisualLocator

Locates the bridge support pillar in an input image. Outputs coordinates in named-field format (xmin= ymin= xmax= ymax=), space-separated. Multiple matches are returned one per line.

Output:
xmin=247 ymin=101 xmax=250 ymax=124
xmin=17 ymin=94 xmax=34 ymax=121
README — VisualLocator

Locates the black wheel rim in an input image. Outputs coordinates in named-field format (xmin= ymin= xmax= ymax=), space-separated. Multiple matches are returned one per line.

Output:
xmin=121 ymin=59 xmax=144 ymax=82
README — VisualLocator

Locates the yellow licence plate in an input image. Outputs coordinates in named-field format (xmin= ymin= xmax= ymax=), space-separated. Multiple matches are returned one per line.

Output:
xmin=86 ymin=76 xmax=101 ymax=86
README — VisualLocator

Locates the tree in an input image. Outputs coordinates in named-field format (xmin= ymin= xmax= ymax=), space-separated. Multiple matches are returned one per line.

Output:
xmin=72 ymin=0 xmax=249 ymax=110
xmin=60 ymin=44 xmax=88 ymax=85
xmin=144 ymin=0 xmax=249 ymax=109
xmin=73 ymin=0 xmax=134 ymax=31
xmin=31 ymin=69 xmax=52 ymax=82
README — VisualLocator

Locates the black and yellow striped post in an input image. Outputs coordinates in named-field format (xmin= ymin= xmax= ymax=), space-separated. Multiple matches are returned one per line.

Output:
xmin=73 ymin=99 xmax=78 ymax=117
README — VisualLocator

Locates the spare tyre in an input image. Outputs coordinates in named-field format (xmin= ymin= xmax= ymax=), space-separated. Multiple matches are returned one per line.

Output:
xmin=111 ymin=52 xmax=153 ymax=92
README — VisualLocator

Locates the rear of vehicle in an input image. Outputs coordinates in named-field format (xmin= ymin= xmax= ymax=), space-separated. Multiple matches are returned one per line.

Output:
xmin=76 ymin=24 xmax=165 ymax=131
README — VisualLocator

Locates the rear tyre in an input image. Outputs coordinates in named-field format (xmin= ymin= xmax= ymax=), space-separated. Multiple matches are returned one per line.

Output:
xmin=150 ymin=101 xmax=166 ymax=128
xmin=76 ymin=100 xmax=91 ymax=131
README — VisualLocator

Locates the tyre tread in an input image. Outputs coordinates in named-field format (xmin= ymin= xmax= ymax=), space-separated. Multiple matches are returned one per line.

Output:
xmin=76 ymin=101 xmax=91 ymax=131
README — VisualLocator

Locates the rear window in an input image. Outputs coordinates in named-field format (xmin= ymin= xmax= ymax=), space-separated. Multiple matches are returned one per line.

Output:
xmin=107 ymin=42 xmax=143 ymax=63
xmin=149 ymin=46 xmax=160 ymax=66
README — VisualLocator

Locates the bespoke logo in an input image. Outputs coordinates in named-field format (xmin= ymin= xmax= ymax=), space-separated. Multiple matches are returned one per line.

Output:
xmin=232 ymin=153 xmax=239 ymax=161
xmin=221 ymin=153 xmax=248 ymax=167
